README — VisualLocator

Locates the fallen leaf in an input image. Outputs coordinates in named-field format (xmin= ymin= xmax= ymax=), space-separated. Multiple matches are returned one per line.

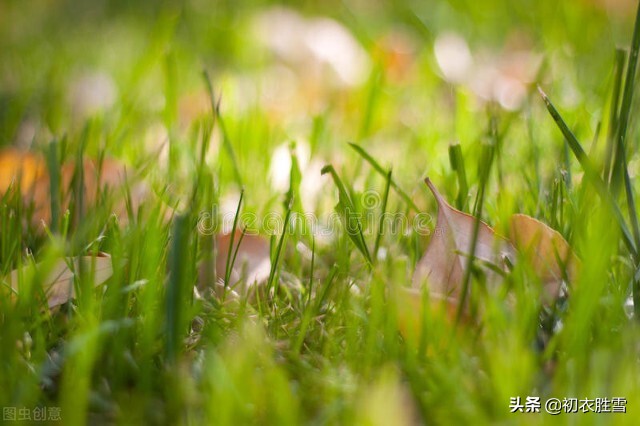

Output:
xmin=397 ymin=287 xmax=459 ymax=335
xmin=4 ymin=253 xmax=113 ymax=309
xmin=0 ymin=149 xmax=152 ymax=226
xmin=0 ymin=148 xmax=46 ymax=193
xmin=77 ymin=158 xmax=150 ymax=222
xmin=199 ymin=231 xmax=271 ymax=297
xmin=509 ymin=213 xmax=580 ymax=300
xmin=412 ymin=178 xmax=515 ymax=312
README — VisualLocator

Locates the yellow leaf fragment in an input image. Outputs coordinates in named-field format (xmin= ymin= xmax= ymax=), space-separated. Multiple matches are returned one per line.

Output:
xmin=509 ymin=213 xmax=579 ymax=300
xmin=0 ymin=146 xmax=156 ymax=226
xmin=412 ymin=178 xmax=515 ymax=301
xmin=0 ymin=148 xmax=46 ymax=193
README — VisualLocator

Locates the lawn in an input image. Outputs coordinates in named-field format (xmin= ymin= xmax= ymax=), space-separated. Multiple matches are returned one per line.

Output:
xmin=1 ymin=0 xmax=640 ymax=424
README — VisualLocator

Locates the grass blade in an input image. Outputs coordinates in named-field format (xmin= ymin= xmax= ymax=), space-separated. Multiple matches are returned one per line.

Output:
xmin=348 ymin=142 xmax=419 ymax=211
xmin=448 ymin=142 xmax=468 ymax=210
xmin=611 ymin=1 xmax=640 ymax=192
xmin=224 ymin=189 xmax=244 ymax=287
xmin=358 ymin=65 xmax=383 ymax=140
xmin=45 ymin=139 xmax=61 ymax=233
xmin=267 ymin=199 xmax=293 ymax=294
xmin=619 ymin=146 xmax=640 ymax=250
xmin=321 ymin=164 xmax=372 ymax=265
xmin=373 ymin=169 xmax=392 ymax=262
xmin=604 ymin=48 xmax=626 ymax=182
xmin=286 ymin=142 xmax=303 ymax=214
xmin=539 ymin=86 xmax=638 ymax=259
xmin=307 ymin=236 xmax=315 ymax=307
xmin=203 ymin=70 xmax=243 ymax=187
xmin=456 ymin=142 xmax=494 ymax=325
xmin=166 ymin=214 xmax=191 ymax=363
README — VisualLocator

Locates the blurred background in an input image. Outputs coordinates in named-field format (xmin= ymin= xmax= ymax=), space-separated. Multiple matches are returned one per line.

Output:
xmin=3 ymin=2 xmax=640 ymax=424
xmin=0 ymin=0 xmax=637 ymax=213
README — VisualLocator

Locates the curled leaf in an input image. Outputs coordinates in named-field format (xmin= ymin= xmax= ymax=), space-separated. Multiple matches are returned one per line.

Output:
xmin=509 ymin=213 xmax=580 ymax=300
xmin=412 ymin=178 xmax=515 ymax=313
xmin=4 ymin=253 xmax=113 ymax=309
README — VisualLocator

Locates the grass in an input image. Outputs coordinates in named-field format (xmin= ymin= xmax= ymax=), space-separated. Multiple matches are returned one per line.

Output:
xmin=2 ymin=0 xmax=640 ymax=425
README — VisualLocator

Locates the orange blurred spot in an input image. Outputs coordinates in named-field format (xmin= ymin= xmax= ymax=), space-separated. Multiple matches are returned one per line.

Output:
xmin=0 ymin=148 xmax=46 ymax=193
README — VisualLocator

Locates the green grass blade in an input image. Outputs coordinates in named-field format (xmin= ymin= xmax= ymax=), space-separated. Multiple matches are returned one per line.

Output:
xmin=321 ymin=164 xmax=372 ymax=265
xmin=358 ymin=64 xmax=383 ymax=140
xmin=286 ymin=142 xmax=303 ymax=214
xmin=611 ymin=1 xmax=640 ymax=191
xmin=539 ymin=86 xmax=638 ymax=259
xmin=163 ymin=49 xmax=178 ymax=130
xmin=604 ymin=48 xmax=626 ymax=182
xmin=618 ymin=143 xmax=640 ymax=320
xmin=229 ymin=225 xmax=247 ymax=281
xmin=267 ymin=199 xmax=293 ymax=294
xmin=166 ymin=214 xmax=191 ymax=363
xmin=45 ymin=139 xmax=61 ymax=233
xmin=456 ymin=142 xmax=494 ymax=325
xmin=373 ymin=169 xmax=392 ymax=262
xmin=448 ymin=142 xmax=468 ymax=210
xmin=619 ymin=146 xmax=640 ymax=250
xmin=203 ymin=70 xmax=243 ymax=187
xmin=348 ymin=142 xmax=419 ymax=211
xmin=224 ymin=189 xmax=244 ymax=287
xmin=307 ymin=236 xmax=315 ymax=307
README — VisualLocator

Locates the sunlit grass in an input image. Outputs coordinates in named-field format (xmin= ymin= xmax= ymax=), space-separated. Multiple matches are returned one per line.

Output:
xmin=1 ymin=1 xmax=640 ymax=425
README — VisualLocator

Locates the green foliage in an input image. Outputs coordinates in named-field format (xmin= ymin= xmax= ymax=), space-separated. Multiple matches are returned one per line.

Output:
xmin=1 ymin=1 xmax=640 ymax=425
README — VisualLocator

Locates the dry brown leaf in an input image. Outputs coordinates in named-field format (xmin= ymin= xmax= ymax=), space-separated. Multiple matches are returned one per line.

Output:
xmin=199 ymin=231 xmax=271 ymax=297
xmin=412 ymin=178 xmax=515 ymax=313
xmin=0 ymin=149 xmax=152 ymax=225
xmin=35 ymin=158 xmax=149 ymax=224
xmin=0 ymin=148 xmax=46 ymax=193
xmin=509 ymin=214 xmax=580 ymax=300
xmin=396 ymin=287 xmax=459 ymax=334
xmin=4 ymin=253 xmax=112 ymax=309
